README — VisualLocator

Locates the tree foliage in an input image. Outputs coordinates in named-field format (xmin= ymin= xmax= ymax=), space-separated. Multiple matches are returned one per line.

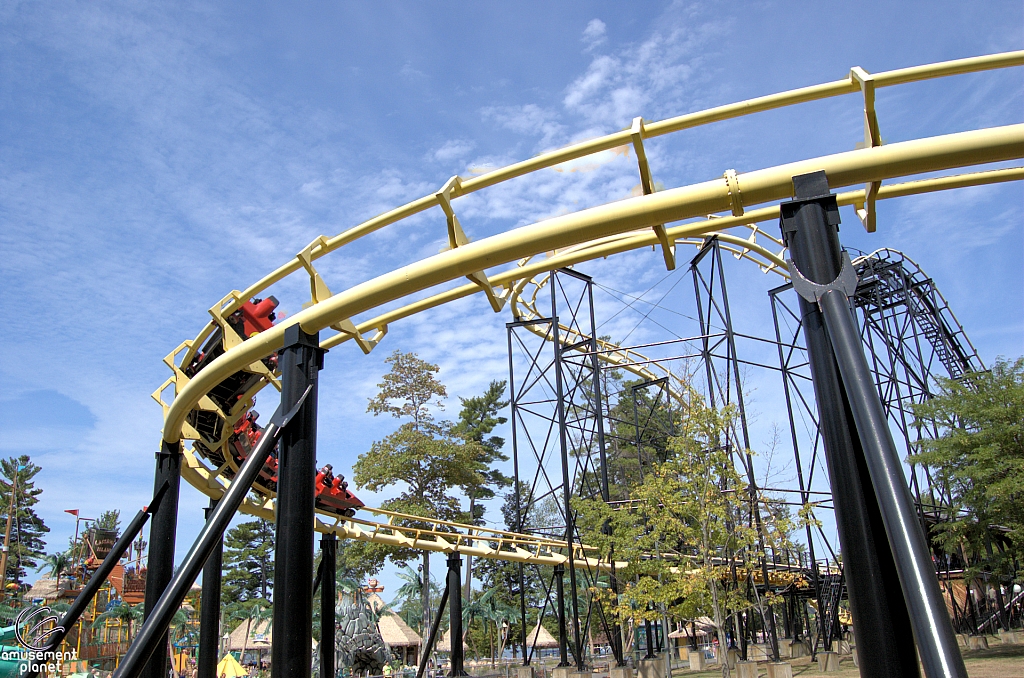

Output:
xmin=96 ymin=510 xmax=121 ymax=536
xmin=453 ymin=380 xmax=511 ymax=519
xmin=0 ymin=456 xmax=49 ymax=585
xmin=222 ymin=517 xmax=275 ymax=614
xmin=910 ymin=357 xmax=1024 ymax=576
xmin=354 ymin=351 xmax=486 ymax=635
xmin=576 ymin=404 xmax=761 ymax=677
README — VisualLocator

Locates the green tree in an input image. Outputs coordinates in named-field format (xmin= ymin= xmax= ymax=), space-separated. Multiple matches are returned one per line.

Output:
xmin=354 ymin=351 xmax=484 ymax=636
xmin=576 ymin=405 xmax=758 ymax=678
xmin=93 ymin=601 xmax=144 ymax=641
xmin=96 ymin=510 xmax=121 ymax=536
xmin=910 ymin=357 xmax=1024 ymax=577
xmin=40 ymin=551 xmax=71 ymax=593
xmin=453 ymin=380 xmax=511 ymax=598
xmin=229 ymin=599 xmax=271 ymax=665
xmin=0 ymin=456 xmax=49 ymax=587
xmin=222 ymin=517 xmax=275 ymax=614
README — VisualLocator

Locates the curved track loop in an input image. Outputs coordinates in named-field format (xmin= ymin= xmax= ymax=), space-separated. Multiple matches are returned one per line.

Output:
xmin=154 ymin=53 xmax=1024 ymax=569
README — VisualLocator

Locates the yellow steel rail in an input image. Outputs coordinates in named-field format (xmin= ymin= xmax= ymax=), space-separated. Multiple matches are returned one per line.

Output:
xmin=153 ymin=53 xmax=1024 ymax=569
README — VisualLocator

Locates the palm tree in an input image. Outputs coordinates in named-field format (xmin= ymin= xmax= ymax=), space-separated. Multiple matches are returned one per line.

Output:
xmin=230 ymin=600 xmax=270 ymax=666
xmin=393 ymin=565 xmax=424 ymax=632
xmin=93 ymin=601 xmax=144 ymax=642
xmin=167 ymin=608 xmax=192 ymax=678
xmin=41 ymin=552 xmax=71 ymax=595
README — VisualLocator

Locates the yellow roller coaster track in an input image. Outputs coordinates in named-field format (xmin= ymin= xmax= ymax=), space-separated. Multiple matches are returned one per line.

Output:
xmin=153 ymin=51 xmax=1024 ymax=574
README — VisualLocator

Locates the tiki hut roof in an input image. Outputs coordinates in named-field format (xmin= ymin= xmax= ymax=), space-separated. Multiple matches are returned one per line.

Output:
xmin=436 ymin=629 xmax=469 ymax=653
xmin=667 ymin=617 xmax=715 ymax=638
xmin=365 ymin=592 xmax=421 ymax=648
xmin=226 ymin=618 xmax=272 ymax=651
xmin=378 ymin=611 xmax=422 ymax=648
xmin=526 ymin=622 xmax=558 ymax=649
xmin=26 ymin=577 xmax=59 ymax=601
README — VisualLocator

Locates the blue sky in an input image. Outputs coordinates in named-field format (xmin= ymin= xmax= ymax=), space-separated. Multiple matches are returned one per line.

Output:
xmin=1 ymin=1 xmax=1022 ymax=600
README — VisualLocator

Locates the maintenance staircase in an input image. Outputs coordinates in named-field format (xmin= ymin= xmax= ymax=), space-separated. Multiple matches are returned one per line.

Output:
xmin=814 ymin=572 xmax=846 ymax=654
xmin=853 ymin=248 xmax=984 ymax=380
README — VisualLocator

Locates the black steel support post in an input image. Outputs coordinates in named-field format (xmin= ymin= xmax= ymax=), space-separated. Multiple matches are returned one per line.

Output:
xmin=554 ymin=563 xmax=569 ymax=667
xmin=711 ymin=241 xmax=781 ymax=662
xmin=819 ymin=287 xmax=968 ymax=677
xmin=273 ymin=325 xmax=325 ymax=678
xmin=447 ymin=552 xmax=468 ymax=676
xmin=506 ymin=322 xmax=532 ymax=667
xmin=321 ymin=533 xmax=337 ymax=678
xmin=141 ymin=440 xmax=182 ymax=678
xmin=643 ymin=610 xmax=656 ymax=659
xmin=198 ymin=500 xmax=223 ymax=678
xmin=549 ymin=300 xmax=583 ymax=671
xmin=115 ymin=388 xmax=312 ymax=678
xmin=780 ymin=170 xmax=963 ymax=678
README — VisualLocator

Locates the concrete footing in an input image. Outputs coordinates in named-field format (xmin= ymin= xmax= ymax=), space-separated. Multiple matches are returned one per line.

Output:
xmin=816 ymin=651 xmax=839 ymax=672
xmin=785 ymin=639 xmax=808 ymax=659
xmin=830 ymin=640 xmax=851 ymax=655
xmin=638 ymin=659 xmax=660 ymax=678
xmin=687 ymin=650 xmax=706 ymax=672
xmin=608 ymin=666 xmax=633 ymax=678
xmin=766 ymin=662 xmax=794 ymax=678
xmin=726 ymin=648 xmax=738 ymax=669
xmin=748 ymin=644 xmax=769 ymax=661
xmin=551 ymin=666 xmax=573 ymax=678
xmin=735 ymin=660 xmax=758 ymax=678
xmin=516 ymin=667 xmax=535 ymax=678
xmin=956 ymin=634 xmax=969 ymax=648
xmin=736 ymin=660 xmax=758 ymax=678
xmin=968 ymin=635 xmax=989 ymax=650
xmin=999 ymin=630 xmax=1019 ymax=644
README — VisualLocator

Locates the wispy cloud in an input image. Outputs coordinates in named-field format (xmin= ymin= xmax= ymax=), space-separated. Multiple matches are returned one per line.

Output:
xmin=431 ymin=139 xmax=476 ymax=163
xmin=581 ymin=18 xmax=607 ymax=52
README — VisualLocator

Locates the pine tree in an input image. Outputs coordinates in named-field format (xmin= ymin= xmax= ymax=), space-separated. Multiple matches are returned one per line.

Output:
xmin=0 ymin=456 xmax=49 ymax=590
xmin=354 ymin=351 xmax=484 ymax=636
xmin=222 ymin=517 xmax=275 ymax=616
xmin=95 ymin=510 xmax=121 ymax=536
xmin=453 ymin=380 xmax=511 ymax=599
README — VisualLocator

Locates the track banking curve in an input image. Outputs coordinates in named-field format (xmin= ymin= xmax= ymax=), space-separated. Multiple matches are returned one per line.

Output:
xmin=154 ymin=52 xmax=1024 ymax=567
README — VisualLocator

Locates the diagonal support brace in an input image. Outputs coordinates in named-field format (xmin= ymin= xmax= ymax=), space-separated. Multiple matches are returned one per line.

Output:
xmin=631 ymin=117 xmax=675 ymax=270
xmin=436 ymin=175 xmax=510 ymax=311
xmin=851 ymin=66 xmax=883 ymax=232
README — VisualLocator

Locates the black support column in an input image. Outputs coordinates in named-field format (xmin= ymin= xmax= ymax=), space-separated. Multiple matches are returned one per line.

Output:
xmin=321 ymin=533 xmax=337 ymax=678
xmin=198 ymin=499 xmax=223 ymax=678
xmin=272 ymin=325 xmax=325 ymax=678
xmin=780 ymin=170 xmax=965 ymax=678
xmin=447 ymin=552 xmax=468 ymax=676
xmin=142 ymin=440 xmax=182 ymax=678
xmin=554 ymin=563 xmax=569 ymax=668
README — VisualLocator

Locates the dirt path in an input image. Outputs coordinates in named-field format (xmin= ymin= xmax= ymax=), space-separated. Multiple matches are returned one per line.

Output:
xmin=670 ymin=640 xmax=1024 ymax=677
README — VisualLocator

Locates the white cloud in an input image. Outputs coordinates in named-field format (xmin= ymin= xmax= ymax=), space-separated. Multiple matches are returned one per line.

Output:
xmin=481 ymin=104 xmax=566 ymax=149
xmin=432 ymin=139 xmax=476 ymax=163
xmin=563 ymin=17 xmax=726 ymax=129
xmin=582 ymin=18 xmax=607 ymax=50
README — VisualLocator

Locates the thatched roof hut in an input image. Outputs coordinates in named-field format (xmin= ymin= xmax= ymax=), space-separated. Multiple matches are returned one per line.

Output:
xmin=436 ymin=629 xmax=468 ymax=653
xmin=26 ymin=577 xmax=59 ymax=601
xmin=526 ymin=622 xmax=558 ymax=649
xmin=226 ymin=619 xmax=272 ymax=652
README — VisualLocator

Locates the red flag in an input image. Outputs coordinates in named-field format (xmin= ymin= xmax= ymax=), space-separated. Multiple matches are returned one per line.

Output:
xmin=64 ymin=509 xmax=79 ymax=516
